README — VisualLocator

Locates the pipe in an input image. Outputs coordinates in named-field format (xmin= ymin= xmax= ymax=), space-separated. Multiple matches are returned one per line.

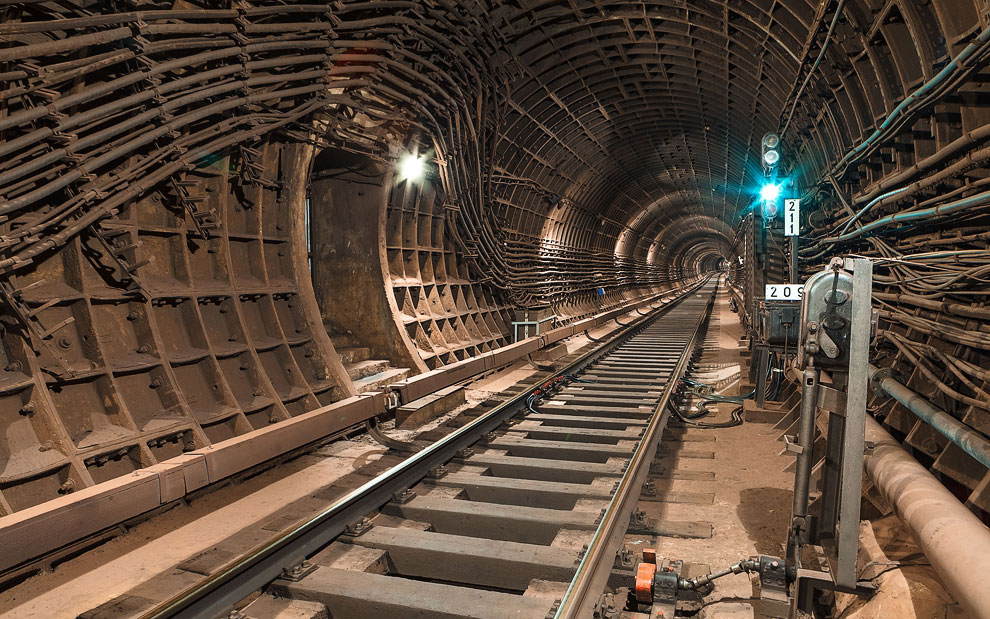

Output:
xmin=863 ymin=416 xmax=990 ymax=619
xmin=824 ymin=188 xmax=990 ymax=243
xmin=791 ymin=364 xmax=819 ymax=551
xmin=869 ymin=365 xmax=990 ymax=468
xmin=779 ymin=0 xmax=846 ymax=137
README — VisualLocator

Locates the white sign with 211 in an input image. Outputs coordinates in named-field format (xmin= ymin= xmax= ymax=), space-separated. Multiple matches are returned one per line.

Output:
xmin=784 ymin=199 xmax=800 ymax=236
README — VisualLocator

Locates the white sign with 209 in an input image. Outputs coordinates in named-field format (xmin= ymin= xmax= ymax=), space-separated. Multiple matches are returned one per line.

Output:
xmin=765 ymin=284 xmax=804 ymax=301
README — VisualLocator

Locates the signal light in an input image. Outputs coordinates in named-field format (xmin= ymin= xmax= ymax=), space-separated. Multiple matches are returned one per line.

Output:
xmin=760 ymin=183 xmax=781 ymax=202
xmin=762 ymin=132 xmax=780 ymax=173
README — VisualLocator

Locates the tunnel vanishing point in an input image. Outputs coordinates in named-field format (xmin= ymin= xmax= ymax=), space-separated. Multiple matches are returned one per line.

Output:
xmin=1 ymin=2 xmax=990 ymax=619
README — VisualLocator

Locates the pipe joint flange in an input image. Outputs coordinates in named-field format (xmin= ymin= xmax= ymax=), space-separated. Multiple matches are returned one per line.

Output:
xmin=869 ymin=367 xmax=894 ymax=398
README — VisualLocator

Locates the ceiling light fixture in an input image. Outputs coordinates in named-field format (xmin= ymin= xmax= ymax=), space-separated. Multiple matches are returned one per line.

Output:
xmin=398 ymin=154 xmax=427 ymax=182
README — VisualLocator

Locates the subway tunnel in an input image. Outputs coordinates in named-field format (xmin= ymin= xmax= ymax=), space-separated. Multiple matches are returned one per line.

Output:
xmin=1 ymin=1 xmax=990 ymax=618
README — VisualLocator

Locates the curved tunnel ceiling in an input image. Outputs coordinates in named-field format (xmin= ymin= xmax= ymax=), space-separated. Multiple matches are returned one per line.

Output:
xmin=495 ymin=0 xmax=801 ymax=233
xmin=486 ymin=0 xmax=987 ymax=287
xmin=1 ymin=0 xmax=984 ymax=304
xmin=1 ymin=0 xmax=989 ymax=523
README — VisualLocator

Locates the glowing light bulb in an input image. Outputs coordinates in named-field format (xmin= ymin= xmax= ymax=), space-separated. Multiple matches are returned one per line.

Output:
xmin=399 ymin=154 xmax=426 ymax=181
xmin=760 ymin=183 xmax=780 ymax=202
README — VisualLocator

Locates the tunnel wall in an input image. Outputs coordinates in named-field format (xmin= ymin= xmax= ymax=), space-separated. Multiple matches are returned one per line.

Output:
xmin=1 ymin=0 xmax=989 ymax=524
xmin=0 ymin=137 xmax=352 ymax=515
xmin=781 ymin=1 xmax=990 ymax=519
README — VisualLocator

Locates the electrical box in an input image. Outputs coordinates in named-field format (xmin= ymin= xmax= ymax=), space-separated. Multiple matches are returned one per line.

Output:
xmin=757 ymin=301 xmax=800 ymax=347
xmin=797 ymin=258 xmax=870 ymax=368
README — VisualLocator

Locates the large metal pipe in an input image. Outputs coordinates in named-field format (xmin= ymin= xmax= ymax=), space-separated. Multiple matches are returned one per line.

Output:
xmin=864 ymin=416 xmax=990 ymax=619
xmin=870 ymin=365 xmax=990 ymax=468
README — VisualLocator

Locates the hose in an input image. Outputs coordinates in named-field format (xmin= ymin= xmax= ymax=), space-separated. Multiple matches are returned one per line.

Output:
xmin=668 ymin=401 xmax=744 ymax=429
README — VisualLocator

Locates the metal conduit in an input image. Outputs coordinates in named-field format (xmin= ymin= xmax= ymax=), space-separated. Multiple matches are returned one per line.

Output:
xmin=863 ymin=416 xmax=990 ymax=619
xmin=869 ymin=365 xmax=990 ymax=469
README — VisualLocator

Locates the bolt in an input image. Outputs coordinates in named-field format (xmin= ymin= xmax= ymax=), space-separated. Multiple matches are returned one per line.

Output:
xmin=57 ymin=336 xmax=71 ymax=349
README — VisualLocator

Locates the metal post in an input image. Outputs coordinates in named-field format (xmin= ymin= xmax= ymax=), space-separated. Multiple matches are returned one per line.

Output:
xmin=834 ymin=258 xmax=871 ymax=587
xmin=790 ymin=362 xmax=819 ymax=554
xmin=817 ymin=410 xmax=845 ymax=543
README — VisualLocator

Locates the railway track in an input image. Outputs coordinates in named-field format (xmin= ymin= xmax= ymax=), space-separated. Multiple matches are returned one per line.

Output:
xmin=135 ymin=278 xmax=717 ymax=619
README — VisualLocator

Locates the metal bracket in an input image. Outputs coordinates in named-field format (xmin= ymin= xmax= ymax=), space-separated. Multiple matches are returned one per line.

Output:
xmin=652 ymin=558 xmax=684 ymax=619
xmin=758 ymin=555 xmax=788 ymax=602
xmin=783 ymin=434 xmax=805 ymax=455
xmin=279 ymin=560 xmax=316 ymax=582
xmin=391 ymin=489 xmax=416 ymax=504
xmin=426 ymin=464 xmax=447 ymax=480
xmin=614 ymin=547 xmax=635 ymax=569
xmin=383 ymin=391 xmax=401 ymax=411
xmin=340 ymin=518 xmax=372 ymax=538
xmin=868 ymin=367 xmax=894 ymax=398
xmin=817 ymin=384 xmax=847 ymax=416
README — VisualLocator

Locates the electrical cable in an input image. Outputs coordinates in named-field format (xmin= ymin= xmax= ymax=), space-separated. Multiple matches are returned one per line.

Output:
xmin=668 ymin=400 xmax=744 ymax=429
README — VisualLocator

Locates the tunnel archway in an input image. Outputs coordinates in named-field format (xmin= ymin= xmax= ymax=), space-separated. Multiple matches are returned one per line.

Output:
xmin=0 ymin=0 xmax=989 ymax=534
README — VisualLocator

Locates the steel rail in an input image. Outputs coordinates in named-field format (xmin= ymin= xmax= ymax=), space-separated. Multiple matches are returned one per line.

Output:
xmin=139 ymin=276 xmax=715 ymax=619
xmin=554 ymin=282 xmax=717 ymax=618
